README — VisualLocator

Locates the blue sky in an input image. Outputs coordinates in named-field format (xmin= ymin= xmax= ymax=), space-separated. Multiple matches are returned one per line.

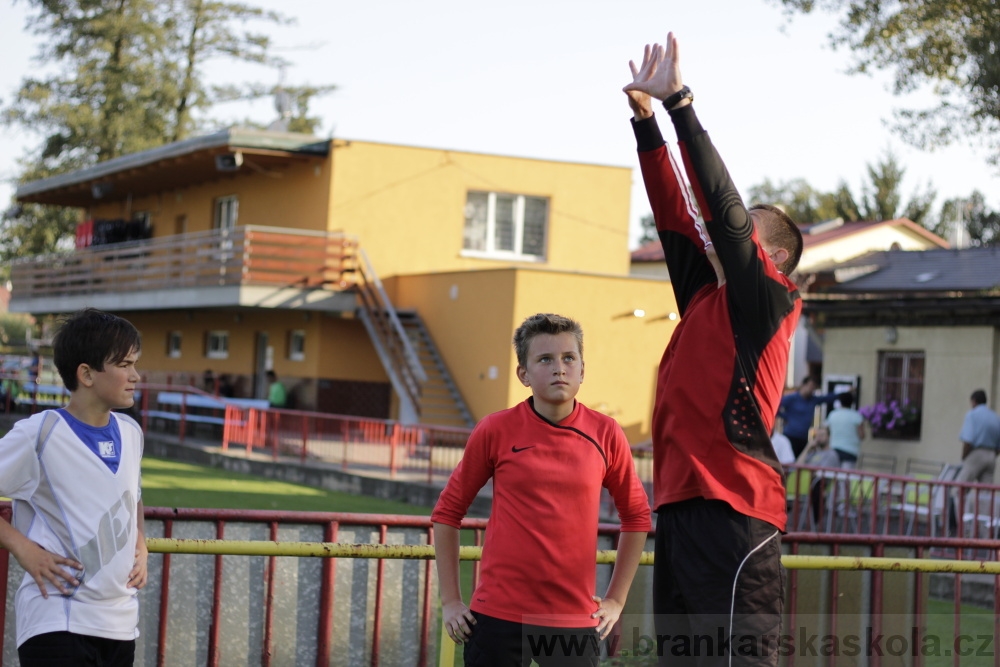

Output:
xmin=2 ymin=0 xmax=998 ymax=248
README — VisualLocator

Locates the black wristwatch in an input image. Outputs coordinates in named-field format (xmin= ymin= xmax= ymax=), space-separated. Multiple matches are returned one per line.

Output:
xmin=663 ymin=85 xmax=693 ymax=110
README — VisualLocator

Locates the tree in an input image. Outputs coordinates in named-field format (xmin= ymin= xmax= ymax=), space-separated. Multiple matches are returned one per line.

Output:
xmin=771 ymin=0 xmax=1000 ymax=166
xmin=0 ymin=312 xmax=35 ymax=349
xmin=749 ymin=151 xmax=936 ymax=227
xmin=938 ymin=191 xmax=1000 ymax=247
xmin=746 ymin=178 xmax=841 ymax=224
xmin=637 ymin=213 xmax=657 ymax=247
xmin=0 ymin=0 xmax=333 ymax=270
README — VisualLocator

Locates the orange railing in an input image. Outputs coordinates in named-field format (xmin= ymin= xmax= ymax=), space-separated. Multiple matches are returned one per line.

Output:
xmin=8 ymin=226 xmax=358 ymax=300
xmin=222 ymin=405 xmax=469 ymax=484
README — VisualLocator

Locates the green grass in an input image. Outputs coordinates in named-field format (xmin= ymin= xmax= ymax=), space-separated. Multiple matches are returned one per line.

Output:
xmin=141 ymin=455 xmax=433 ymax=515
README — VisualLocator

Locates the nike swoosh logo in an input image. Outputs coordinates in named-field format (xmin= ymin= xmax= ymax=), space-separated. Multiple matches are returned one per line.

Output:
xmin=511 ymin=445 xmax=536 ymax=453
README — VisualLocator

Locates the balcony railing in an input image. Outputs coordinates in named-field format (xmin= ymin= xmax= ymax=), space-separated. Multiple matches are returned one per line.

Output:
xmin=9 ymin=225 xmax=359 ymax=300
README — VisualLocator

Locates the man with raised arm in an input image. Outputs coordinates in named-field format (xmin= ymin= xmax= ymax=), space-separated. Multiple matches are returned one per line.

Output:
xmin=623 ymin=34 xmax=804 ymax=666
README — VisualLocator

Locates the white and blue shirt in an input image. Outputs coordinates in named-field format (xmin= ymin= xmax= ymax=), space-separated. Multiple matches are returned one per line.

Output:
xmin=0 ymin=410 xmax=143 ymax=646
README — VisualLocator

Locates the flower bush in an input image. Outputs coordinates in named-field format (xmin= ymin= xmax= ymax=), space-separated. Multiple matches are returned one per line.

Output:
xmin=859 ymin=399 xmax=921 ymax=439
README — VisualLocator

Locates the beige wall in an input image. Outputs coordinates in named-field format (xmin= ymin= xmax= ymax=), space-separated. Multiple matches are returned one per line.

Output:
xmin=328 ymin=141 xmax=633 ymax=278
xmin=392 ymin=268 xmax=678 ymax=443
xmin=88 ymin=158 xmax=332 ymax=236
xmin=123 ymin=308 xmax=386 ymax=408
xmin=799 ymin=227 xmax=941 ymax=273
xmin=387 ymin=270 xmax=518 ymax=423
xmin=822 ymin=325 xmax=1000 ymax=468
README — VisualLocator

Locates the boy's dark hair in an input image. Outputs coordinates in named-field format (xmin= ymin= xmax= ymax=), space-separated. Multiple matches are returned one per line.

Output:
xmin=750 ymin=204 xmax=803 ymax=275
xmin=837 ymin=392 xmax=855 ymax=409
xmin=972 ymin=389 xmax=988 ymax=406
xmin=513 ymin=313 xmax=583 ymax=367
xmin=53 ymin=308 xmax=141 ymax=391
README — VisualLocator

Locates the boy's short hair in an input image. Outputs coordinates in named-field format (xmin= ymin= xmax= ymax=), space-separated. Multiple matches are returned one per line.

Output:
xmin=53 ymin=308 xmax=141 ymax=391
xmin=750 ymin=204 xmax=803 ymax=275
xmin=972 ymin=389 xmax=988 ymax=405
xmin=513 ymin=313 xmax=583 ymax=367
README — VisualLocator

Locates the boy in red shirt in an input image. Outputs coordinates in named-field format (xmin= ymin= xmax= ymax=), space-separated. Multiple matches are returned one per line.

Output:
xmin=432 ymin=313 xmax=651 ymax=666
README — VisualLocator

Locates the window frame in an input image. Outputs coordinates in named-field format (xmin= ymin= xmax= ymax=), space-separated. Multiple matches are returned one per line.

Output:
xmin=167 ymin=331 xmax=182 ymax=359
xmin=288 ymin=329 xmax=306 ymax=362
xmin=461 ymin=190 xmax=549 ymax=262
xmin=874 ymin=350 xmax=925 ymax=439
xmin=214 ymin=195 xmax=239 ymax=231
xmin=205 ymin=330 xmax=230 ymax=360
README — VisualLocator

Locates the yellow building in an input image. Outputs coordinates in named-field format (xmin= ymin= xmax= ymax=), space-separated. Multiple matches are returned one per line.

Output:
xmin=12 ymin=128 xmax=677 ymax=441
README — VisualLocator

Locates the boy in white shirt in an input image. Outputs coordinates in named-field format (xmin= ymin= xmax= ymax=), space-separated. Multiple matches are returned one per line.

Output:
xmin=0 ymin=308 xmax=147 ymax=666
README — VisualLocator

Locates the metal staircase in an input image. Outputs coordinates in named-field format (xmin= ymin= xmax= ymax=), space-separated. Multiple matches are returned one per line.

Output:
xmin=353 ymin=249 xmax=426 ymax=424
xmin=396 ymin=311 xmax=476 ymax=429
xmin=353 ymin=249 xmax=473 ymax=427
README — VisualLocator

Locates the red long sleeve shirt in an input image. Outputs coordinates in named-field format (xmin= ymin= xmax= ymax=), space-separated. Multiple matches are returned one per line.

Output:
xmin=634 ymin=108 xmax=801 ymax=530
xmin=431 ymin=398 xmax=651 ymax=627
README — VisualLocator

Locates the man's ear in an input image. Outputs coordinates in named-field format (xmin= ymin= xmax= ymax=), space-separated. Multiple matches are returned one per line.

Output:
xmin=516 ymin=365 xmax=529 ymax=387
xmin=770 ymin=247 xmax=789 ymax=270
xmin=77 ymin=363 xmax=95 ymax=388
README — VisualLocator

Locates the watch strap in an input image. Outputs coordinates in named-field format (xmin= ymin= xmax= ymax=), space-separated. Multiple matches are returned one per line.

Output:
xmin=663 ymin=85 xmax=693 ymax=110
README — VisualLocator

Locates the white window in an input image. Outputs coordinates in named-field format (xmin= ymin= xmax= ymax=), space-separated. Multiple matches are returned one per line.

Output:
xmin=288 ymin=330 xmax=306 ymax=361
xmin=167 ymin=331 xmax=182 ymax=359
xmin=206 ymin=331 xmax=229 ymax=360
xmin=214 ymin=196 xmax=239 ymax=231
xmin=462 ymin=191 xmax=548 ymax=260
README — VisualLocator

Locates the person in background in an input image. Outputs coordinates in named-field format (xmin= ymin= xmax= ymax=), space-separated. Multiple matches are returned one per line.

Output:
xmin=824 ymin=391 xmax=865 ymax=469
xmin=796 ymin=426 xmax=840 ymax=525
xmin=203 ymin=369 xmax=217 ymax=395
xmin=778 ymin=376 xmax=839 ymax=458
xmin=266 ymin=370 xmax=286 ymax=408
xmin=956 ymin=389 xmax=1000 ymax=484
xmin=771 ymin=418 xmax=795 ymax=467
xmin=951 ymin=389 xmax=1000 ymax=532
xmin=218 ymin=374 xmax=235 ymax=398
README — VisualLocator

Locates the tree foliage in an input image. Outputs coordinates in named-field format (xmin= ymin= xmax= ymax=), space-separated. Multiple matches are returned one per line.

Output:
xmin=938 ymin=191 xmax=1000 ymax=246
xmin=0 ymin=0 xmax=334 ymax=268
xmin=746 ymin=178 xmax=841 ymax=224
xmin=771 ymin=0 xmax=1000 ymax=166
xmin=637 ymin=213 xmax=657 ymax=247
xmin=748 ymin=151 xmax=936 ymax=226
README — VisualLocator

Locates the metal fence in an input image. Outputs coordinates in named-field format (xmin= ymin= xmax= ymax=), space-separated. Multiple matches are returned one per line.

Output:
xmin=2 ymin=507 xmax=999 ymax=667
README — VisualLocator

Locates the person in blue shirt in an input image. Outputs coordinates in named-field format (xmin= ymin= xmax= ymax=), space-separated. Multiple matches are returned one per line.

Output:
xmin=778 ymin=376 xmax=839 ymax=458
xmin=824 ymin=392 xmax=866 ymax=468
xmin=956 ymin=389 xmax=1000 ymax=484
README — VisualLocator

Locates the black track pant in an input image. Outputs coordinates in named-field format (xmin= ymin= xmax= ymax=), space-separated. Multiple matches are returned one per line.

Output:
xmin=653 ymin=498 xmax=784 ymax=667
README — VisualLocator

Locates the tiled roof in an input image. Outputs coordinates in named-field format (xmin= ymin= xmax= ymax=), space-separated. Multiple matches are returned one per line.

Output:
xmin=800 ymin=218 xmax=948 ymax=249
xmin=629 ymin=218 xmax=948 ymax=263
xmin=816 ymin=247 xmax=1000 ymax=293
xmin=631 ymin=239 xmax=664 ymax=262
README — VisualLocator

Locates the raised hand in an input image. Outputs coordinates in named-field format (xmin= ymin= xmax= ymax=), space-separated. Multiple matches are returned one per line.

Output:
xmin=625 ymin=44 xmax=655 ymax=120
xmin=623 ymin=32 xmax=684 ymax=102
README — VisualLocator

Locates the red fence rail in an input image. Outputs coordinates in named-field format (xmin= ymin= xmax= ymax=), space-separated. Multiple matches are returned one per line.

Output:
xmin=221 ymin=404 xmax=470 ymax=484
xmin=2 ymin=506 xmax=999 ymax=667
